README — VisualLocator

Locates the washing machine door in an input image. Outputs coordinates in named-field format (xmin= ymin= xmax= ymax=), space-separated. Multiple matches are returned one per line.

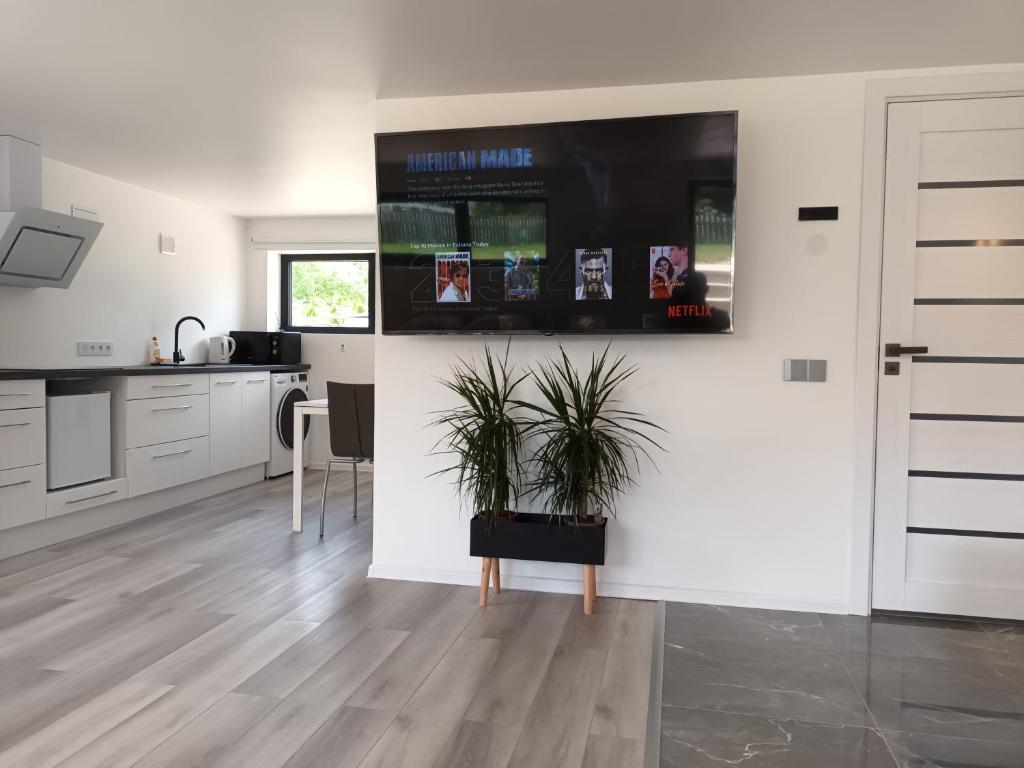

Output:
xmin=277 ymin=388 xmax=311 ymax=449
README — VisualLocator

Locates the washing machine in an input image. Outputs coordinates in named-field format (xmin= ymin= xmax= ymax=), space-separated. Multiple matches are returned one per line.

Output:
xmin=268 ymin=372 xmax=312 ymax=478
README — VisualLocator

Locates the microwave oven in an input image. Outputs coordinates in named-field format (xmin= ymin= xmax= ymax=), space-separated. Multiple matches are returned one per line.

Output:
xmin=228 ymin=331 xmax=301 ymax=364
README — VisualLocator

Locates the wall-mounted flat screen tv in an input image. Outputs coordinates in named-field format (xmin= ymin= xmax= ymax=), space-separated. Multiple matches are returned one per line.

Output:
xmin=375 ymin=111 xmax=737 ymax=334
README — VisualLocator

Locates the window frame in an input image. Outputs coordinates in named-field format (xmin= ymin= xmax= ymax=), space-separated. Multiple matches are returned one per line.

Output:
xmin=279 ymin=252 xmax=376 ymax=335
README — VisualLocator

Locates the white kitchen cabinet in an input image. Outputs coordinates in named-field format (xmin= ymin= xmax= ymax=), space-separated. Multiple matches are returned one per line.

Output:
xmin=210 ymin=373 xmax=243 ymax=475
xmin=47 ymin=477 xmax=128 ymax=518
xmin=125 ymin=374 xmax=209 ymax=400
xmin=0 ymin=464 xmax=46 ymax=530
xmin=126 ymin=436 xmax=209 ymax=497
xmin=0 ymin=406 xmax=45 ymax=471
xmin=0 ymin=379 xmax=45 ymax=410
xmin=125 ymin=393 xmax=210 ymax=449
xmin=0 ymin=379 xmax=45 ymax=529
xmin=241 ymin=372 xmax=270 ymax=467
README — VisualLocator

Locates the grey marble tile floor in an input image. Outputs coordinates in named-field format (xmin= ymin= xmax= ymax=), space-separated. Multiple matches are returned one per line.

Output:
xmin=658 ymin=602 xmax=1024 ymax=767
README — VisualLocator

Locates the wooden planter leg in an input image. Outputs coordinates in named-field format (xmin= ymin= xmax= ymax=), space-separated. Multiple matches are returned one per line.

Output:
xmin=589 ymin=565 xmax=597 ymax=608
xmin=492 ymin=558 xmax=501 ymax=593
xmin=583 ymin=564 xmax=595 ymax=615
xmin=479 ymin=558 xmax=492 ymax=607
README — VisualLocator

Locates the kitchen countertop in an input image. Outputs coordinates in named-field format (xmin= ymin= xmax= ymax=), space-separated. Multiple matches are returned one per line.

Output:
xmin=0 ymin=363 xmax=311 ymax=381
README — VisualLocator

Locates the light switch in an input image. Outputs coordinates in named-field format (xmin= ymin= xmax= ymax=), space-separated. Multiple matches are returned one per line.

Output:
xmin=808 ymin=360 xmax=827 ymax=382
xmin=784 ymin=359 xmax=808 ymax=382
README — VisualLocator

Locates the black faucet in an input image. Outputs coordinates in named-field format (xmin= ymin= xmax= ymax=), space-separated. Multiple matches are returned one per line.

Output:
xmin=173 ymin=316 xmax=206 ymax=364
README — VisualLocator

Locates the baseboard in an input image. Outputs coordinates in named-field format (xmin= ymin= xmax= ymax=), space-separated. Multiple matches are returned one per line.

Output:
xmin=365 ymin=563 xmax=849 ymax=614
xmin=0 ymin=465 xmax=264 ymax=561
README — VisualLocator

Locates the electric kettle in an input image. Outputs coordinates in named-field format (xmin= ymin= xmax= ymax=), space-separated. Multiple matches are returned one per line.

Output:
xmin=208 ymin=335 xmax=236 ymax=364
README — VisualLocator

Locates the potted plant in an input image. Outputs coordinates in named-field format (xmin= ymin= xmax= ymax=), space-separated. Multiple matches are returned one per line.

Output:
xmin=523 ymin=343 xmax=664 ymax=527
xmin=456 ymin=343 xmax=662 ymax=612
xmin=428 ymin=342 xmax=529 ymax=528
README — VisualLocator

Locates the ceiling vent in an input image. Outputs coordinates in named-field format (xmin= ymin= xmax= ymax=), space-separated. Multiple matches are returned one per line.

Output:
xmin=159 ymin=233 xmax=176 ymax=256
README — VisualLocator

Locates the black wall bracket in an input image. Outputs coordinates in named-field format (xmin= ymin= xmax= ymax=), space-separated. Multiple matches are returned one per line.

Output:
xmin=798 ymin=206 xmax=839 ymax=221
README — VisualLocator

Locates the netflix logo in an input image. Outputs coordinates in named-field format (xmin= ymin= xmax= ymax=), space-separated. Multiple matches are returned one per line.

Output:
xmin=667 ymin=304 xmax=712 ymax=318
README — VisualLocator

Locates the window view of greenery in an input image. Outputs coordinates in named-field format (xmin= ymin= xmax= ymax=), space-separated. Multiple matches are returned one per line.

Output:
xmin=289 ymin=259 xmax=370 ymax=328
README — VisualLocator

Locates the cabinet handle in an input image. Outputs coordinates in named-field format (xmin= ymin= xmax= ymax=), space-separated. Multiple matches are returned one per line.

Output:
xmin=68 ymin=489 xmax=119 ymax=504
xmin=152 ymin=383 xmax=192 ymax=388
xmin=247 ymin=379 xmax=267 ymax=384
xmin=152 ymin=405 xmax=193 ymax=413
xmin=0 ymin=479 xmax=30 ymax=490
xmin=0 ymin=422 xmax=31 ymax=428
xmin=215 ymin=381 xmax=238 ymax=386
xmin=152 ymin=449 xmax=192 ymax=459
xmin=0 ymin=392 xmax=31 ymax=397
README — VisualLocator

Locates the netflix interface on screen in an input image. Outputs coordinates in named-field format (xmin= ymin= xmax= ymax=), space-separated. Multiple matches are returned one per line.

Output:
xmin=376 ymin=111 xmax=737 ymax=334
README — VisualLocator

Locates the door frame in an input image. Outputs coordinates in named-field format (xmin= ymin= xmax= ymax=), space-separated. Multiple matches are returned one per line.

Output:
xmin=850 ymin=68 xmax=1024 ymax=615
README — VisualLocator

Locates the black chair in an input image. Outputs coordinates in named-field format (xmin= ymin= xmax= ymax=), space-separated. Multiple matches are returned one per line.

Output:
xmin=321 ymin=382 xmax=374 ymax=538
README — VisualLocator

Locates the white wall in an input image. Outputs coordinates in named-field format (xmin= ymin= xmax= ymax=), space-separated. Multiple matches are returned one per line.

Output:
xmin=0 ymin=159 xmax=245 ymax=367
xmin=370 ymin=72 xmax=881 ymax=614
xmin=245 ymin=216 xmax=377 ymax=464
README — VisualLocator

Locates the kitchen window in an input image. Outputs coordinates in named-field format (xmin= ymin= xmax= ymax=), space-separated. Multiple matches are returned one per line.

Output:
xmin=280 ymin=253 xmax=375 ymax=334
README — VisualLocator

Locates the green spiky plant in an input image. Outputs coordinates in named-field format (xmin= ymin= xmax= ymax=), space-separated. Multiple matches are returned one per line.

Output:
xmin=428 ymin=343 xmax=529 ymax=526
xmin=520 ymin=344 xmax=664 ymax=525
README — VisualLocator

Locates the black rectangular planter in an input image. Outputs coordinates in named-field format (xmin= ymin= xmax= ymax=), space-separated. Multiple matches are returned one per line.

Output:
xmin=469 ymin=512 xmax=607 ymax=566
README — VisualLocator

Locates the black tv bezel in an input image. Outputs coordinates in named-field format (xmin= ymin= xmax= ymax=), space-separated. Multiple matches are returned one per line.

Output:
xmin=374 ymin=109 xmax=739 ymax=336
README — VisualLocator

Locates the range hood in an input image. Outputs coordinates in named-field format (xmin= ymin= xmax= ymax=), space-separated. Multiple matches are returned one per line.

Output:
xmin=0 ymin=136 xmax=103 ymax=289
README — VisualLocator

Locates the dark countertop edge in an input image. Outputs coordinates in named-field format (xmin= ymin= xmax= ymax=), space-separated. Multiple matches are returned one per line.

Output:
xmin=0 ymin=363 xmax=312 ymax=381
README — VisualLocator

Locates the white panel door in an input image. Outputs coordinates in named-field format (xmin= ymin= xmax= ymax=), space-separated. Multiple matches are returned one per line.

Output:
xmin=209 ymin=373 xmax=243 ymax=475
xmin=241 ymin=373 xmax=270 ymax=467
xmin=873 ymin=96 xmax=1024 ymax=621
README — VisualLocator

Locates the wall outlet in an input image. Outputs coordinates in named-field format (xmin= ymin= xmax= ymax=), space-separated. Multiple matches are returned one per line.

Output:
xmin=77 ymin=341 xmax=113 ymax=356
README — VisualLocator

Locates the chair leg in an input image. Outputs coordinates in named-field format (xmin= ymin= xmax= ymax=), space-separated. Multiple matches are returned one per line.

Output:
xmin=352 ymin=462 xmax=358 ymax=518
xmin=320 ymin=461 xmax=333 ymax=538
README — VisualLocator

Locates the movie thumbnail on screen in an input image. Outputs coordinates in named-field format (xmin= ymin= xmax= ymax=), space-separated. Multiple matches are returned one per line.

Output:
xmin=575 ymin=248 xmax=612 ymax=300
xmin=649 ymin=245 xmax=688 ymax=299
xmin=436 ymin=252 xmax=471 ymax=302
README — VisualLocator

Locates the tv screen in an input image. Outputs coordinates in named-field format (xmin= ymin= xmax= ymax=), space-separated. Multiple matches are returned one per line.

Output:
xmin=375 ymin=111 xmax=737 ymax=334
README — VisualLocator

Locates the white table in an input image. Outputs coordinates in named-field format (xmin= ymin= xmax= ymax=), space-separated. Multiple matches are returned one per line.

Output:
xmin=292 ymin=397 xmax=328 ymax=532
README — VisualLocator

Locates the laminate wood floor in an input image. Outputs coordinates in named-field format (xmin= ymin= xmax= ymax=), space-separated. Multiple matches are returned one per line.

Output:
xmin=0 ymin=470 xmax=654 ymax=767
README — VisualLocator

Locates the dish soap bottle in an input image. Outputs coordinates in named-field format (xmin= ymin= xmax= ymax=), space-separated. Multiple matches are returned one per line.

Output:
xmin=150 ymin=336 xmax=161 ymax=364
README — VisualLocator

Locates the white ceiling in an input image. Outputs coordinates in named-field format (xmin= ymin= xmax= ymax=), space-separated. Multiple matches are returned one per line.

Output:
xmin=1 ymin=1 xmax=1021 ymax=218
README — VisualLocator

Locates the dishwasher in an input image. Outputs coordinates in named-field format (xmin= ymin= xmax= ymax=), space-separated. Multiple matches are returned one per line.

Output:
xmin=46 ymin=391 xmax=112 ymax=489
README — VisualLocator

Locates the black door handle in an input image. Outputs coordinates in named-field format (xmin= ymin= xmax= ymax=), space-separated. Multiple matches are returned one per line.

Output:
xmin=885 ymin=343 xmax=929 ymax=357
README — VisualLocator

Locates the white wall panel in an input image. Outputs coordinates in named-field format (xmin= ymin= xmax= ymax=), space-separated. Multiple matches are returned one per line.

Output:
xmin=917 ymin=186 xmax=1024 ymax=241
xmin=909 ymin=419 xmax=1024 ymax=474
xmin=919 ymin=128 xmax=1024 ymax=183
xmin=913 ymin=305 xmax=1024 ymax=356
xmin=908 ymin=476 xmax=1024 ymax=533
xmin=372 ymin=73 xmax=871 ymax=612
xmin=907 ymin=532 xmax=1024 ymax=589
xmin=911 ymin=362 xmax=1024 ymax=416
xmin=915 ymin=246 xmax=1024 ymax=298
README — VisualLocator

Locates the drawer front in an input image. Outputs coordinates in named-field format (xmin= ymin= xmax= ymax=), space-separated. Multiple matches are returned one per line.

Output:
xmin=47 ymin=478 xmax=128 ymax=518
xmin=0 ymin=464 xmax=46 ymax=531
xmin=126 ymin=436 xmax=209 ymax=497
xmin=0 ymin=407 xmax=45 ymax=471
xmin=126 ymin=394 xmax=209 ymax=449
xmin=125 ymin=374 xmax=209 ymax=400
xmin=0 ymin=379 xmax=44 ymax=410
